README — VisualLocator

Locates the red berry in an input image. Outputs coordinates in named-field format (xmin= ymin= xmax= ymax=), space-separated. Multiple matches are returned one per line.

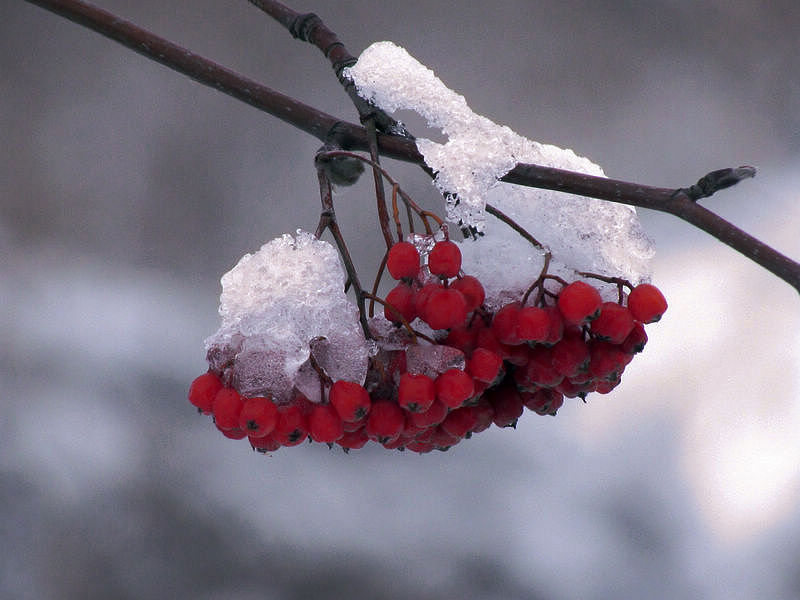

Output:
xmin=250 ymin=432 xmax=281 ymax=452
xmin=272 ymin=404 xmax=309 ymax=446
xmin=384 ymin=283 xmax=417 ymax=324
xmin=522 ymin=388 xmax=564 ymax=416
xmin=466 ymin=347 xmax=504 ymax=383
xmin=329 ymin=380 xmax=371 ymax=422
xmin=588 ymin=340 xmax=628 ymax=381
xmin=428 ymin=240 xmax=462 ymax=278
xmin=308 ymin=403 xmax=344 ymax=443
xmin=435 ymin=369 xmax=475 ymax=408
xmin=444 ymin=325 xmax=478 ymax=356
xmin=413 ymin=281 xmax=442 ymax=316
xmin=441 ymin=405 xmax=479 ymax=438
xmin=366 ymin=400 xmax=405 ymax=442
xmin=336 ymin=427 xmax=369 ymax=450
xmin=386 ymin=241 xmax=420 ymax=279
xmin=238 ymin=396 xmax=278 ymax=438
xmin=491 ymin=302 xmax=523 ymax=345
xmin=627 ymin=283 xmax=668 ymax=323
xmin=517 ymin=306 xmax=550 ymax=343
xmin=543 ymin=306 xmax=564 ymax=346
xmin=398 ymin=373 xmax=436 ymax=413
xmin=217 ymin=424 xmax=247 ymax=440
xmin=551 ymin=332 xmax=590 ymax=377
xmin=557 ymin=281 xmax=603 ymax=324
xmin=212 ymin=388 xmax=244 ymax=430
xmin=451 ymin=275 xmax=485 ymax=312
xmin=408 ymin=399 xmax=449 ymax=428
xmin=422 ymin=287 xmax=468 ymax=330
xmin=591 ymin=302 xmax=636 ymax=344
xmin=429 ymin=425 xmax=461 ymax=450
xmin=188 ymin=372 xmax=223 ymax=414
xmin=522 ymin=347 xmax=564 ymax=388
xmin=486 ymin=380 xmax=524 ymax=428
xmin=620 ymin=322 xmax=648 ymax=354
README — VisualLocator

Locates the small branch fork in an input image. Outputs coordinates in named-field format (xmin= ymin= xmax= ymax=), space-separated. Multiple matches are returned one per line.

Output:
xmin=22 ymin=0 xmax=800 ymax=295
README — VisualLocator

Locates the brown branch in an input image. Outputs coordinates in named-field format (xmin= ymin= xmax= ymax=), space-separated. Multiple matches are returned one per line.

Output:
xmin=22 ymin=0 xmax=800 ymax=295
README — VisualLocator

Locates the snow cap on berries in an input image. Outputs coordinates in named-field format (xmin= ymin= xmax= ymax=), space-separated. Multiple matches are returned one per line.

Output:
xmin=205 ymin=230 xmax=372 ymax=403
xmin=345 ymin=41 xmax=656 ymax=308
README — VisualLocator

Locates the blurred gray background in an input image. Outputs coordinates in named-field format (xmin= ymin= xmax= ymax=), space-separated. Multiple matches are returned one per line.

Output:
xmin=2 ymin=1 xmax=799 ymax=599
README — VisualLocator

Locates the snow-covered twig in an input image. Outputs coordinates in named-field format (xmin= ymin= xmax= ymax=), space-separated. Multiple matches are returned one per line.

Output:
xmin=22 ymin=0 xmax=800 ymax=294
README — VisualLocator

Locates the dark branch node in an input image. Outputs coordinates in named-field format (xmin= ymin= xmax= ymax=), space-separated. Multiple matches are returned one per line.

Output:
xmin=288 ymin=12 xmax=322 ymax=41
xmin=680 ymin=165 xmax=757 ymax=201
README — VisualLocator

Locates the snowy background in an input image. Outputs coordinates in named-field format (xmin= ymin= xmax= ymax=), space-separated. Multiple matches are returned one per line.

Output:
xmin=2 ymin=1 xmax=799 ymax=598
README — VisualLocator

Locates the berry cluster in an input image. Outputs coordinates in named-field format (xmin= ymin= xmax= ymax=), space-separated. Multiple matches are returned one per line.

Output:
xmin=189 ymin=237 xmax=667 ymax=454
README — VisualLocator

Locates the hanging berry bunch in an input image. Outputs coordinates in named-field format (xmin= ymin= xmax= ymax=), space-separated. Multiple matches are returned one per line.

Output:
xmin=188 ymin=149 xmax=668 ymax=454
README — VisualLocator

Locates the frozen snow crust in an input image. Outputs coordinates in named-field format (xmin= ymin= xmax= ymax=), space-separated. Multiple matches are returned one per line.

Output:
xmin=345 ymin=41 xmax=655 ymax=305
xmin=189 ymin=42 xmax=668 ymax=454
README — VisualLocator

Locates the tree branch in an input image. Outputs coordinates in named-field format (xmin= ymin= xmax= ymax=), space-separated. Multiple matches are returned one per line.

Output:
xmin=22 ymin=0 xmax=800 ymax=294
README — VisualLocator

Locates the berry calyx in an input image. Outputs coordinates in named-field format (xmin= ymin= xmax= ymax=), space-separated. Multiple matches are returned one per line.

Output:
xmin=627 ymin=283 xmax=668 ymax=323
xmin=428 ymin=240 xmax=462 ymax=278
xmin=386 ymin=241 xmax=420 ymax=280
xmin=557 ymin=281 xmax=602 ymax=324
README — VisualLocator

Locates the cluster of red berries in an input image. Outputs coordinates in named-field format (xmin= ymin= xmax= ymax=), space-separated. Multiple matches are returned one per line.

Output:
xmin=189 ymin=238 xmax=667 ymax=454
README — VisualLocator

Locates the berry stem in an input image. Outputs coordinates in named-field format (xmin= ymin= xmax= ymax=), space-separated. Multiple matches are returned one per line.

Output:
xmin=315 ymin=166 xmax=373 ymax=339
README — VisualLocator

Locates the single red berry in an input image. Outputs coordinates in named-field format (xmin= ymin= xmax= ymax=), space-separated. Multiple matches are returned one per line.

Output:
xmin=329 ymin=380 xmax=371 ymax=422
xmin=366 ymin=400 xmax=405 ymax=442
xmin=543 ymin=306 xmax=565 ymax=346
xmin=451 ymin=275 xmax=485 ymax=312
xmin=435 ymin=369 xmax=475 ymax=408
xmin=422 ymin=287 xmax=468 ymax=330
xmin=413 ymin=281 xmax=442 ymax=316
xmin=250 ymin=432 xmax=281 ymax=452
xmin=441 ymin=405 xmax=479 ymax=438
xmin=308 ymin=403 xmax=344 ymax=443
xmin=188 ymin=372 xmax=223 ymax=414
xmin=470 ymin=397 xmax=496 ymax=433
xmin=522 ymin=388 xmax=564 ymax=416
xmin=444 ymin=325 xmax=478 ymax=357
xmin=217 ymin=424 xmax=247 ymax=440
xmin=212 ymin=388 xmax=244 ymax=430
xmin=491 ymin=302 xmax=522 ymax=345
xmin=384 ymin=283 xmax=417 ymax=324
xmin=627 ymin=283 xmax=668 ymax=323
xmin=238 ymin=396 xmax=278 ymax=438
xmin=551 ymin=332 xmax=590 ymax=377
xmin=336 ymin=427 xmax=369 ymax=450
xmin=557 ymin=281 xmax=603 ymax=324
xmin=408 ymin=399 xmax=449 ymax=428
xmin=591 ymin=302 xmax=636 ymax=344
xmin=430 ymin=425 xmax=462 ymax=449
xmin=386 ymin=241 xmax=421 ymax=280
xmin=485 ymin=380 xmax=524 ymax=428
xmin=398 ymin=373 xmax=436 ymax=413
xmin=467 ymin=347 xmax=504 ymax=383
xmin=517 ymin=306 xmax=550 ymax=344
xmin=588 ymin=340 xmax=628 ymax=381
xmin=620 ymin=322 xmax=648 ymax=354
xmin=523 ymin=346 xmax=564 ymax=388
xmin=428 ymin=240 xmax=462 ymax=278
xmin=272 ymin=404 xmax=309 ymax=446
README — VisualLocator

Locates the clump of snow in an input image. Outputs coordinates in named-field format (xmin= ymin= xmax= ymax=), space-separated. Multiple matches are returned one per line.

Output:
xmin=205 ymin=231 xmax=371 ymax=403
xmin=344 ymin=41 xmax=656 ymax=304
